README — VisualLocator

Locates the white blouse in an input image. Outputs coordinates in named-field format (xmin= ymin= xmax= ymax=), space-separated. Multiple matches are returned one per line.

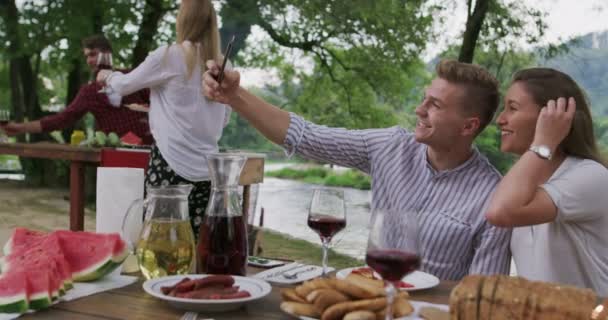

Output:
xmin=106 ymin=42 xmax=231 ymax=181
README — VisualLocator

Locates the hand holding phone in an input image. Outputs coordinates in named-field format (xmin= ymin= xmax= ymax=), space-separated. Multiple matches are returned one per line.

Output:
xmin=215 ymin=35 xmax=235 ymax=85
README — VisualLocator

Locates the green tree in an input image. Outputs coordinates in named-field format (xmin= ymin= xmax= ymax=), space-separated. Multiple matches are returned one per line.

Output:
xmin=455 ymin=0 xmax=547 ymax=63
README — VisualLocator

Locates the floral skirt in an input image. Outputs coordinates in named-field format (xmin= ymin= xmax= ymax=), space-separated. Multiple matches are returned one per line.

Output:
xmin=144 ymin=145 xmax=211 ymax=240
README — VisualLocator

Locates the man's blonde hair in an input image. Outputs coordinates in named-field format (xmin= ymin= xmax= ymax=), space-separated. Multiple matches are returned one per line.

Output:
xmin=436 ymin=60 xmax=500 ymax=135
xmin=176 ymin=0 xmax=221 ymax=78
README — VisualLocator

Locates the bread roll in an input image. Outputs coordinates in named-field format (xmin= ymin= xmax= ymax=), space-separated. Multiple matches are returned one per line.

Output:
xmin=321 ymin=297 xmax=388 ymax=320
xmin=280 ymin=301 xmax=320 ymax=318
xmin=374 ymin=296 xmax=414 ymax=319
xmin=310 ymin=289 xmax=350 ymax=313
xmin=295 ymin=278 xmax=334 ymax=298
xmin=280 ymin=288 xmax=307 ymax=303
xmin=343 ymin=310 xmax=376 ymax=320
xmin=333 ymin=277 xmax=381 ymax=299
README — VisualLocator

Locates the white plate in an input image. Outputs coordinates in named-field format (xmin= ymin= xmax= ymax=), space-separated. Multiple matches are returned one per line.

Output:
xmin=335 ymin=267 xmax=440 ymax=292
xmin=142 ymin=274 xmax=272 ymax=312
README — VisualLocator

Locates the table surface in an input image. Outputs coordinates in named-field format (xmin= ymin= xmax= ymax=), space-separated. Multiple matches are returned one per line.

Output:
xmin=19 ymin=276 xmax=455 ymax=320
xmin=0 ymin=142 xmax=102 ymax=163
xmin=0 ymin=228 xmax=454 ymax=320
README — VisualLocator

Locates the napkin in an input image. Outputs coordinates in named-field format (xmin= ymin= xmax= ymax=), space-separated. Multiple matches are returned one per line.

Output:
xmin=0 ymin=274 xmax=138 ymax=320
xmin=96 ymin=167 xmax=144 ymax=274
xmin=253 ymin=262 xmax=335 ymax=285
xmin=96 ymin=167 xmax=144 ymax=234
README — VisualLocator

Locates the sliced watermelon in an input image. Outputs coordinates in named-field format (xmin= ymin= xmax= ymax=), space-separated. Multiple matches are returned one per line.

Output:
xmin=36 ymin=234 xmax=74 ymax=290
xmin=2 ymin=227 xmax=45 ymax=256
xmin=4 ymin=229 xmax=128 ymax=282
xmin=54 ymin=230 xmax=128 ymax=282
xmin=1 ymin=248 xmax=66 ymax=299
xmin=24 ymin=270 xmax=52 ymax=310
xmin=1 ymin=234 xmax=72 ymax=295
xmin=120 ymin=131 xmax=142 ymax=146
xmin=0 ymin=272 xmax=29 ymax=314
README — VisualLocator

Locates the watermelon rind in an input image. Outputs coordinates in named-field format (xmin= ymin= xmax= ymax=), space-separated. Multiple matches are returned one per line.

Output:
xmin=2 ymin=237 xmax=13 ymax=256
xmin=27 ymin=291 xmax=51 ymax=311
xmin=0 ymin=296 xmax=28 ymax=314
xmin=72 ymin=245 xmax=128 ymax=282
xmin=0 ymin=273 xmax=29 ymax=314
xmin=25 ymin=270 xmax=53 ymax=311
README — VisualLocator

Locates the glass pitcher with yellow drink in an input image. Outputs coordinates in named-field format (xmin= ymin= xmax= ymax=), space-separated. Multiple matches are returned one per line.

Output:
xmin=122 ymin=185 xmax=196 ymax=279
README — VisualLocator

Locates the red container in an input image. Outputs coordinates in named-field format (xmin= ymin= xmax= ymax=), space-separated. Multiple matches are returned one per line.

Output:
xmin=100 ymin=148 xmax=150 ymax=171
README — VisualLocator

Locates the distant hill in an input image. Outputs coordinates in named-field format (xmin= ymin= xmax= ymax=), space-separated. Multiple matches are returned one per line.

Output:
xmin=541 ymin=31 xmax=608 ymax=116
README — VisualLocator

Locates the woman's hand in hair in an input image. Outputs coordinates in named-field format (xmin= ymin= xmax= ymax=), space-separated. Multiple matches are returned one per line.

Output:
xmin=532 ymin=97 xmax=576 ymax=152
xmin=203 ymin=60 xmax=240 ymax=105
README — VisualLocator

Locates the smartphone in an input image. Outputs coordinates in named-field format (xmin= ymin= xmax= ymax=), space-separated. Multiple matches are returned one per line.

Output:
xmin=216 ymin=35 xmax=236 ymax=85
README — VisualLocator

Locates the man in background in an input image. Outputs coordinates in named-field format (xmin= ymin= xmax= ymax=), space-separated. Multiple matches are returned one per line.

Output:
xmin=1 ymin=35 xmax=152 ymax=144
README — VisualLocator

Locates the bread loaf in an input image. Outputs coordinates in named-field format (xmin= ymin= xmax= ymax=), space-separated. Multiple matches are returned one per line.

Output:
xmin=449 ymin=275 xmax=597 ymax=320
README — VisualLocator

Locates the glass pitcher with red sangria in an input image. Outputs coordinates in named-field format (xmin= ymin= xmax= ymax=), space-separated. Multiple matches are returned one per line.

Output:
xmin=197 ymin=153 xmax=248 ymax=276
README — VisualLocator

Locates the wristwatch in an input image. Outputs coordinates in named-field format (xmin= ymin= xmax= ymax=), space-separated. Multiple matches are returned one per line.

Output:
xmin=529 ymin=145 xmax=552 ymax=160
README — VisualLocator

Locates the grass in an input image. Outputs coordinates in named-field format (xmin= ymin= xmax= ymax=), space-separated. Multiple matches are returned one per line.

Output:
xmin=257 ymin=228 xmax=363 ymax=269
xmin=266 ymin=167 xmax=371 ymax=190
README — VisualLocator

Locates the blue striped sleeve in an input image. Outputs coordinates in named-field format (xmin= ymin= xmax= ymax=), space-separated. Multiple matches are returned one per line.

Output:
xmin=283 ymin=113 xmax=397 ymax=174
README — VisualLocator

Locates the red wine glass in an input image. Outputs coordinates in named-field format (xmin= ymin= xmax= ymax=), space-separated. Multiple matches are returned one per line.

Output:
xmin=96 ymin=52 xmax=113 ymax=93
xmin=366 ymin=208 xmax=420 ymax=320
xmin=307 ymin=188 xmax=346 ymax=277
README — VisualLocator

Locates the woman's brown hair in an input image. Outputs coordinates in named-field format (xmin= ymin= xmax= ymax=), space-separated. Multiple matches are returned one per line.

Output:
xmin=512 ymin=68 xmax=606 ymax=166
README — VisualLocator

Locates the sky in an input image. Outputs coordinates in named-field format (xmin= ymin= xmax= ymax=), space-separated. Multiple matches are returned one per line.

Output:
xmin=240 ymin=0 xmax=608 ymax=87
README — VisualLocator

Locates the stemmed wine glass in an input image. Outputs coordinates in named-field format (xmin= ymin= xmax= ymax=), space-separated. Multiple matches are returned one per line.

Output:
xmin=95 ymin=52 xmax=113 ymax=93
xmin=366 ymin=208 xmax=420 ymax=320
xmin=0 ymin=110 xmax=11 ymax=142
xmin=307 ymin=188 xmax=346 ymax=277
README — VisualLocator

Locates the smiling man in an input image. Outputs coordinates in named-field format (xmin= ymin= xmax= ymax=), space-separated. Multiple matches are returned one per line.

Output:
xmin=203 ymin=59 xmax=510 ymax=280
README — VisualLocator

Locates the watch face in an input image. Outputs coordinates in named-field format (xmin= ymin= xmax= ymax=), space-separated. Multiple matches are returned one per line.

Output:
xmin=539 ymin=146 xmax=551 ymax=158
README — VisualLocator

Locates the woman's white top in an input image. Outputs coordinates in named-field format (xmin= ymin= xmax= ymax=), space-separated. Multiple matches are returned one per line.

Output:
xmin=105 ymin=42 xmax=231 ymax=181
xmin=511 ymin=156 xmax=608 ymax=296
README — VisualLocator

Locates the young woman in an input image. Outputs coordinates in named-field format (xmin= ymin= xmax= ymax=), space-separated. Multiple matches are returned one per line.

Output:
xmin=486 ymin=68 xmax=608 ymax=296
xmin=97 ymin=0 xmax=231 ymax=238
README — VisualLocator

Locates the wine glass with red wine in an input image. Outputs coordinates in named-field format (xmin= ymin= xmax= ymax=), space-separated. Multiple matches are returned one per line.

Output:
xmin=307 ymin=188 xmax=346 ymax=277
xmin=96 ymin=52 xmax=113 ymax=93
xmin=366 ymin=208 xmax=420 ymax=320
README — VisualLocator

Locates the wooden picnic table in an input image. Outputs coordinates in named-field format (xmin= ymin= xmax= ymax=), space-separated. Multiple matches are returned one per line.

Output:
xmin=18 ymin=272 xmax=455 ymax=320
xmin=0 ymin=142 xmax=265 ymax=232
xmin=0 ymin=228 xmax=454 ymax=320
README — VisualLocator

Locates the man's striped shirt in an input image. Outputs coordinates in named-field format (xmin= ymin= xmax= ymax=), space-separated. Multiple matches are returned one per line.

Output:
xmin=284 ymin=113 xmax=511 ymax=280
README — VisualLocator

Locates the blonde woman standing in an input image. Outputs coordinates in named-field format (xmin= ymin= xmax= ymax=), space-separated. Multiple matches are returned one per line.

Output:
xmin=97 ymin=0 xmax=231 ymax=238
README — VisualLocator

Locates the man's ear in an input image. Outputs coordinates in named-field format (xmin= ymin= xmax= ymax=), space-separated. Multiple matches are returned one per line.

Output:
xmin=462 ymin=117 xmax=481 ymax=137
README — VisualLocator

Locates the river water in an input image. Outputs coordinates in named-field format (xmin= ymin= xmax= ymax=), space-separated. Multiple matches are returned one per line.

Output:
xmin=251 ymin=164 xmax=372 ymax=260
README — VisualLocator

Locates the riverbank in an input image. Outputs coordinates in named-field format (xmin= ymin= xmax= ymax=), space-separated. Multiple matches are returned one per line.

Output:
xmin=266 ymin=165 xmax=371 ymax=190
xmin=0 ymin=179 xmax=362 ymax=269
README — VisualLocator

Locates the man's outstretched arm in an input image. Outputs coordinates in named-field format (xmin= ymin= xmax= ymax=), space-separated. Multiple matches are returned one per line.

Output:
xmin=203 ymin=60 xmax=290 ymax=145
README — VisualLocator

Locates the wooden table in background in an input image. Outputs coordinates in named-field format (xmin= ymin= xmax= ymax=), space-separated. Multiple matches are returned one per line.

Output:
xmin=0 ymin=143 xmax=265 ymax=232
xmin=0 ymin=142 xmax=101 ymax=231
